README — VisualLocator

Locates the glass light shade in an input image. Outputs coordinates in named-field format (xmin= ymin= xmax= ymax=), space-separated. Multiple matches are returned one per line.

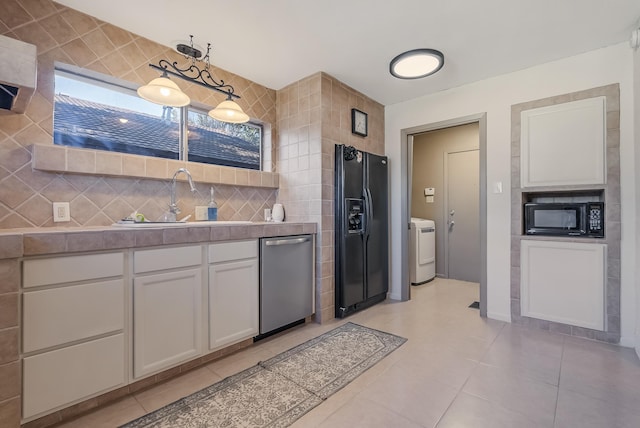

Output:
xmin=137 ymin=77 xmax=190 ymax=107
xmin=390 ymin=49 xmax=444 ymax=79
xmin=208 ymin=99 xmax=250 ymax=123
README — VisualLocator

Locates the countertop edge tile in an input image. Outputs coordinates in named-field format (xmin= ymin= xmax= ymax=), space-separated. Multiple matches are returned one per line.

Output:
xmin=0 ymin=223 xmax=317 ymax=259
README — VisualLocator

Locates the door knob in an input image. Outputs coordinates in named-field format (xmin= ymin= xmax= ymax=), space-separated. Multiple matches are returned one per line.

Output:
xmin=449 ymin=210 xmax=455 ymax=216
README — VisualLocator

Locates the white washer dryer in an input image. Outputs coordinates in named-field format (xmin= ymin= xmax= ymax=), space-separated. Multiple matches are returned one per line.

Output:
xmin=410 ymin=218 xmax=435 ymax=285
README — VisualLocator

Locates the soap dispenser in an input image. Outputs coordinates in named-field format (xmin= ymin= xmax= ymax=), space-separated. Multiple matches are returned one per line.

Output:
xmin=207 ymin=187 xmax=218 ymax=221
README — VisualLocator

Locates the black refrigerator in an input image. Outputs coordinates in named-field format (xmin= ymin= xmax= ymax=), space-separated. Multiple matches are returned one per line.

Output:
xmin=335 ymin=144 xmax=388 ymax=318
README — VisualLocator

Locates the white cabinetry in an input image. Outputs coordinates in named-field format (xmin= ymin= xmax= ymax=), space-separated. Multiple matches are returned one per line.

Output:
xmin=133 ymin=245 xmax=204 ymax=378
xmin=22 ymin=253 xmax=126 ymax=420
xmin=520 ymin=97 xmax=606 ymax=187
xmin=208 ymin=240 xmax=258 ymax=350
xmin=520 ymin=240 xmax=606 ymax=330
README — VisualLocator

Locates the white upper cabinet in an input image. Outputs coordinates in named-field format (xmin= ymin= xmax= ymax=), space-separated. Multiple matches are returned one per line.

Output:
xmin=520 ymin=96 xmax=606 ymax=187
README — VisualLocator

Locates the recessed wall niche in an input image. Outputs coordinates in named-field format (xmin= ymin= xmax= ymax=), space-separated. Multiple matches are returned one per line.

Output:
xmin=510 ymin=84 xmax=620 ymax=343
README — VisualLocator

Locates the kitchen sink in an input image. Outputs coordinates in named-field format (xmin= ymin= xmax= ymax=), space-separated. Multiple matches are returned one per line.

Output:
xmin=112 ymin=220 xmax=253 ymax=228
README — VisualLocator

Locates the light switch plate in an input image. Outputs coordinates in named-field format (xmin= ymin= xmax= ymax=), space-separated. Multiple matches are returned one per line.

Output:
xmin=195 ymin=206 xmax=208 ymax=221
xmin=53 ymin=202 xmax=70 ymax=222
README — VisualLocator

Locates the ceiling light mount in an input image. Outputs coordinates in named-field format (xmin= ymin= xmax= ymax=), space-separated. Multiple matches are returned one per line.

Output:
xmin=389 ymin=48 xmax=444 ymax=79
xmin=149 ymin=35 xmax=239 ymax=100
xmin=138 ymin=35 xmax=248 ymax=123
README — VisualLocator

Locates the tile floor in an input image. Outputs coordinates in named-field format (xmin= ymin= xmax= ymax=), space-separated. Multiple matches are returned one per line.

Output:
xmin=57 ymin=278 xmax=640 ymax=428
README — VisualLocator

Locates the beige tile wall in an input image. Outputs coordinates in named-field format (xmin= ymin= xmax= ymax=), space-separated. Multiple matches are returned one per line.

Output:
xmin=276 ymin=72 xmax=385 ymax=323
xmin=0 ymin=0 xmax=278 ymax=229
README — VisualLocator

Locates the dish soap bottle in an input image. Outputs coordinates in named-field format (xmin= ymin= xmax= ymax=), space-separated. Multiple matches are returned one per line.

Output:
xmin=207 ymin=187 xmax=218 ymax=221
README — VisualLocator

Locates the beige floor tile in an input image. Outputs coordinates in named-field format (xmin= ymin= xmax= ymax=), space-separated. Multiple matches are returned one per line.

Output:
xmin=554 ymin=388 xmax=640 ymax=428
xmin=56 ymin=396 xmax=146 ymax=428
xmin=385 ymin=343 xmax=479 ymax=390
xmin=560 ymin=338 xmax=640 ymax=412
xmin=358 ymin=366 xmax=460 ymax=427
xmin=133 ymin=367 xmax=222 ymax=413
xmin=481 ymin=340 xmax=562 ymax=386
xmin=316 ymin=396 xmax=424 ymax=428
xmin=462 ymin=363 xmax=558 ymax=426
xmin=437 ymin=392 xmax=545 ymax=428
xmin=495 ymin=323 xmax=565 ymax=358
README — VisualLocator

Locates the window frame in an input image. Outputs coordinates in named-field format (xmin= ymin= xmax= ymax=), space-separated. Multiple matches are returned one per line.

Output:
xmin=53 ymin=64 xmax=263 ymax=171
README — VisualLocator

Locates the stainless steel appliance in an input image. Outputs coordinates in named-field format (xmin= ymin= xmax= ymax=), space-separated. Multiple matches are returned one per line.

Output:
xmin=335 ymin=144 xmax=388 ymax=318
xmin=524 ymin=202 xmax=604 ymax=237
xmin=259 ymin=235 xmax=314 ymax=336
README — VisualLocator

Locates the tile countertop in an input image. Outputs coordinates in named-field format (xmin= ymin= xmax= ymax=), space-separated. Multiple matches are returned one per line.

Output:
xmin=0 ymin=222 xmax=317 ymax=260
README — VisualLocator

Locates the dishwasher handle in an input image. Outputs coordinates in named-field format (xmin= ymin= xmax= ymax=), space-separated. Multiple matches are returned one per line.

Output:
xmin=264 ymin=236 xmax=310 ymax=246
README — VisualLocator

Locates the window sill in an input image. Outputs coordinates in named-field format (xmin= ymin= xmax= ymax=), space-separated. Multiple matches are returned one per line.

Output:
xmin=31 ymin=144 xmax=278 ymax=188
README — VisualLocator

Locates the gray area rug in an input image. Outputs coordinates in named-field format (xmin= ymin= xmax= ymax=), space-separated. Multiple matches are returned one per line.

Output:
xmin=121 ymin=322 xmax=407 ymax=428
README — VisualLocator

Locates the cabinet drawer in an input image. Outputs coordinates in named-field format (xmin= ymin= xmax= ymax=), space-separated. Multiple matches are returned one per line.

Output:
xmin=23 ymin=279 xmax=124 ymax=353
xmin=134 ymin=245 xmax=202 ymax=274
xmin=23 ymin=252 xmax=123 ymax=288
xmin=23 ymin=334 xmax=126 ymax=419
xmin=209 ymin=240 xmax=257 ymax=264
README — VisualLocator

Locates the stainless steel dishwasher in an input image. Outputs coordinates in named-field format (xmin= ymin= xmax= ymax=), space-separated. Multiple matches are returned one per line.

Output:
xmin=259 ymin=234 xmax=314 ymax=336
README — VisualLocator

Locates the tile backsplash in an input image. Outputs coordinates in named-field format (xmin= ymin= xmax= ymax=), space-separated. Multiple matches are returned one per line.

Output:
xmin=0 ymin=0 xmax=277 ymax=229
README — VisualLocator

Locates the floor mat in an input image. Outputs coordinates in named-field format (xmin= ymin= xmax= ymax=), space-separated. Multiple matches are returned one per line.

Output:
xmin=120 ymin=322 xmax=407 ymax=428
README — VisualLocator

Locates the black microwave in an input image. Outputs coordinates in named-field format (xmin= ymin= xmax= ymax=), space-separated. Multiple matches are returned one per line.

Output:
xmin=524 ymin=202 xmax=604 ymax=237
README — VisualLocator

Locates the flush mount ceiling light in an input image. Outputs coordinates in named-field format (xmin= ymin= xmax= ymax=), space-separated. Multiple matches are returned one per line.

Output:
xmin=137 ymin=35 xmax=249 ymax=123
xmin=389 ymin=48 xmax=444 ymax=79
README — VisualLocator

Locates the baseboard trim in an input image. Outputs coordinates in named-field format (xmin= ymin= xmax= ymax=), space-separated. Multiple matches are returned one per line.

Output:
xmin=487 ymin=311 xmax=511 ymax=322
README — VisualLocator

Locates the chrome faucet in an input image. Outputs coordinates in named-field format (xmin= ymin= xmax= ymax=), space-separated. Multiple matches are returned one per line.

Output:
xmin=168 ymin=168 xmax=196 ymax=221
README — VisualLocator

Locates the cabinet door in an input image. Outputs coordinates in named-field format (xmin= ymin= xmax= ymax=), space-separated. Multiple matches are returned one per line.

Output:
xmin=520 ymin=97 xmax=606 ymax=187
xmin=133 ymin=268 xmax=202 ymax=378
xmin=520 ymin=240 xmax=606 ymax=330
xmin=209 ymin=259 xmax=258 ymax=350
xmin=23 ymin=334 xmax=126 ymax=419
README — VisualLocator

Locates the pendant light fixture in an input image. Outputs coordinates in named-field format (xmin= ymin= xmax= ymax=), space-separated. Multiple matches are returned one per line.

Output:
xmin=138 ymin=36 xmax=249 ymax=123
xmin=208 ymin=97 xmax=250 ymax=123
xmin=137 ymin=74 xmax=190 ymax=107
xmin=389 ymin=48 xmax=444 ymax=79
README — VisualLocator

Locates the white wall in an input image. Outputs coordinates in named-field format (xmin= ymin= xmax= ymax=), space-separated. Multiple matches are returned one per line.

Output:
xmin=634 ymin=43 xmax=640 ymax=356
xmin=386 ymin=42 xmax=637 ymax=346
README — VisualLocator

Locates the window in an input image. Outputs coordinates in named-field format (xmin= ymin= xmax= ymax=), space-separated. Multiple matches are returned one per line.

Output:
xmin=53 ymin=68 xmax=262 ymax=170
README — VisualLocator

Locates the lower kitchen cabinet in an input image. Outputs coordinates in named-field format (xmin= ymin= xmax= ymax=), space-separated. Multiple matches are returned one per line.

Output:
xmin=133 ymin=268 xmax=203 ymax=378
xmin=520 ymin=239 xmax=606 ymax=330
xmin=208 ymin=240 xmax=259 ymax=350
xmin=21 ymin=252 xmax=126 ymax=420
xmin=23 ymin=334 xmax=126 ymax=419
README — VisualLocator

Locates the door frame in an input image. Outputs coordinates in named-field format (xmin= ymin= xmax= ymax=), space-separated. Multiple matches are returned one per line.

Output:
xmin=400 ymin=113 xmax=488 ymax=317
xmin=443 ymin=148 xmax=480 ymax=280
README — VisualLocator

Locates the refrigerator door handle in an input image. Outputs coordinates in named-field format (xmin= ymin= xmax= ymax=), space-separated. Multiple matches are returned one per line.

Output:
xmin=364 ymin=188 xmax=373 ymax=236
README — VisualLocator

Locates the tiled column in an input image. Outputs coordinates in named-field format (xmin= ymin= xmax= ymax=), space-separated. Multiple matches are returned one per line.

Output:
xmin=0 ymin=236 xmax=24 ymax=428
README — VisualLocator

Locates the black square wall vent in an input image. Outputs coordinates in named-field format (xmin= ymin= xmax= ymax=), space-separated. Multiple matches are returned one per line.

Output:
xmin=0 ymin=84 xmax=19 ymax=110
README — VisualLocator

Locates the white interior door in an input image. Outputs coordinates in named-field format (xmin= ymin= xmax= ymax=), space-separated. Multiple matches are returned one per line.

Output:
xmin=445 ymin=149 xmax=480 ymax=282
